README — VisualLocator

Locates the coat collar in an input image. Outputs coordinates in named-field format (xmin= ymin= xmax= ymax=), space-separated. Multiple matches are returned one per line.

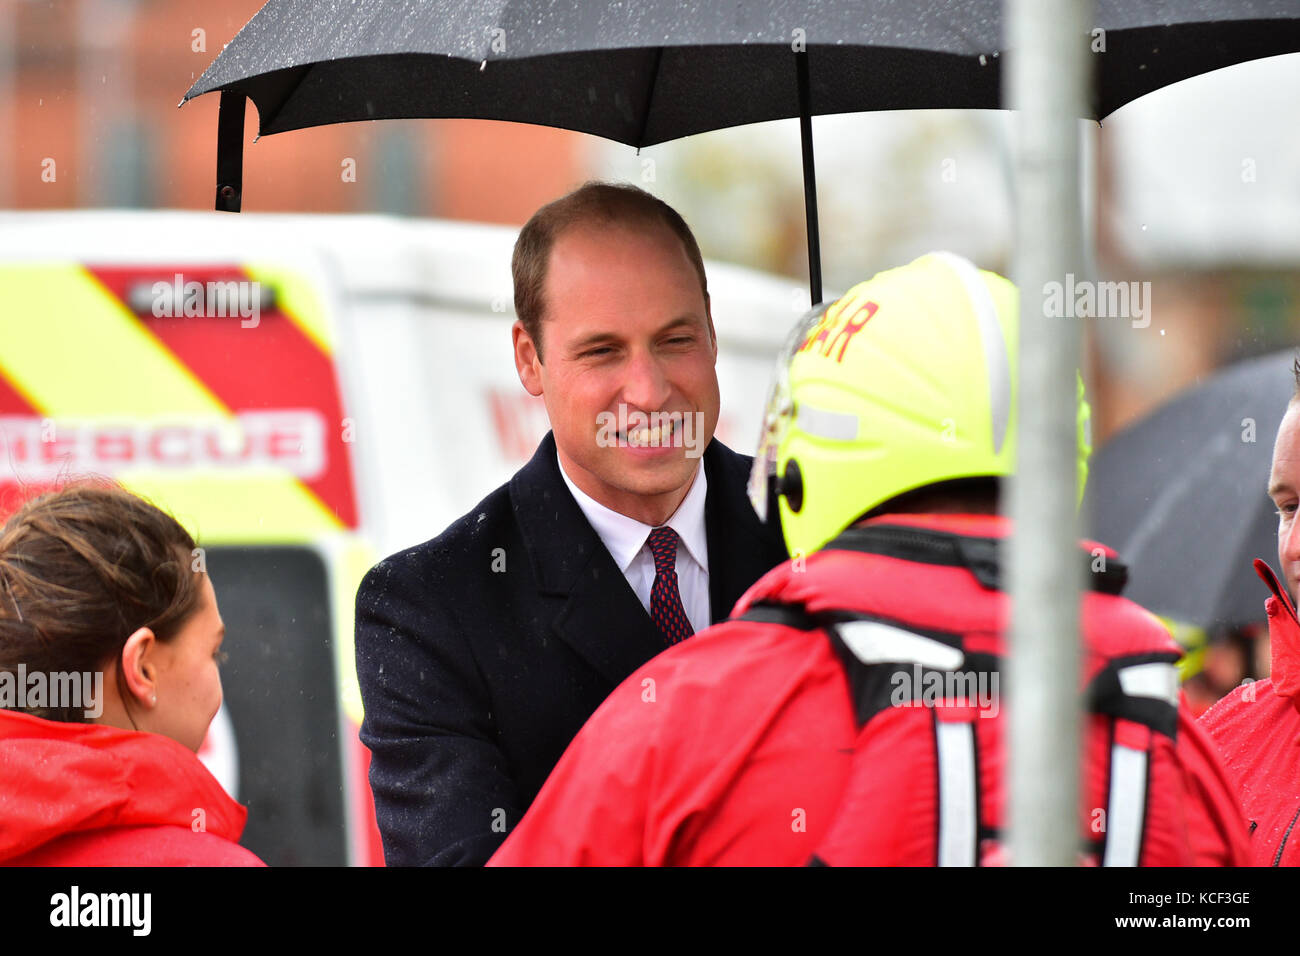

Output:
xmin=556 ymin=448 xmax=710 ymax=576
xmin=509 ymin=432 xmax=784 ymax=685
xmin=702 ymin=438 xmax=788 ymax=623
xmin=1255 ymin=559 xmax=1300 ymax=709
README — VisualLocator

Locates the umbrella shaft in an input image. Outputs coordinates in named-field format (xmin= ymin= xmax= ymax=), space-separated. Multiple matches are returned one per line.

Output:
xmin=796 ymin=51 xmax=822 ymax=308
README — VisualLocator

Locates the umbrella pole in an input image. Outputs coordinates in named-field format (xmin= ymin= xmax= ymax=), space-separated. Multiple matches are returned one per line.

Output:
xmin=796 ymin=51 xmax=822 ymax=307
xmin=215 ymin=91 xmax=245 ymax=213
xmin=1006 ymin=0 xmax=1092 ymax=866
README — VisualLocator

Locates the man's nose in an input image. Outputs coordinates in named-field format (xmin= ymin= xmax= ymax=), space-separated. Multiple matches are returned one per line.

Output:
xmin=620 ymin=349 xmax=672 ymax=411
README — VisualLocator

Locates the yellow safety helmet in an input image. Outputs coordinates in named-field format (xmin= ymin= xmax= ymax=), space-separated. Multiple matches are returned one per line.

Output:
xmin=748 ymin=252 xmax=1092 ymax=558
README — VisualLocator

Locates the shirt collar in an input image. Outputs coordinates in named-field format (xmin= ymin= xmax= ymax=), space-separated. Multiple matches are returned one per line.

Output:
xmin=557 ymin=451 xmax=709 ymax=574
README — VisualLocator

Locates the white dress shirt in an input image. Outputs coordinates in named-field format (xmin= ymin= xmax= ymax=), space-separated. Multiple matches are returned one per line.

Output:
xmin=557 ymin=453 xmax=711 ymax=635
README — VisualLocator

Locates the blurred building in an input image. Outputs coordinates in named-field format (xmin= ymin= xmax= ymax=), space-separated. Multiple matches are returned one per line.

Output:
xmin=0 ymin=0 xmax=587 ymax=222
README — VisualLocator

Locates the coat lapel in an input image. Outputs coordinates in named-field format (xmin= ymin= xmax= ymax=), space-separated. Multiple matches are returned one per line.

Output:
xmin=510 ymin=433 xmax=664 ymax=687
xmin=703 ymin=439 xmax=789 ymax=623
xmin=510 ymin=433 xmax=786 ymax=685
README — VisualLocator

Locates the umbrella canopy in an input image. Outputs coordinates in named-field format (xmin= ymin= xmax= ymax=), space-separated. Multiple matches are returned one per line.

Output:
xmin=1090 ymin=0 xmax=1300 ymax=118
xmin=182 ymin=0 xmax=1006 ymax=301
xmin=182 ymin=0 xmax=1003 ymax=146
xmin=182 ymin=0 xmax=1300 ymax=143
xmin=1086 ymin=348 xmax=1296 ymax=630
xmin=181 ymin=0 xmax=1300 ymax=301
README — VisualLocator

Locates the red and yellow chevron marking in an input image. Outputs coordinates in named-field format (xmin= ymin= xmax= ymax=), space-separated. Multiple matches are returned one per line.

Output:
xmin=0 ymin=263 xmax=357 ymax=541
xmin=0 ymin=261 xmax=386 ymax=863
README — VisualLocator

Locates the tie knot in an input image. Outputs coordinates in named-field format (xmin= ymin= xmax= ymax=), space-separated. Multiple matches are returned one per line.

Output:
xmin=647 ymin=526 xmax=680 ymax=574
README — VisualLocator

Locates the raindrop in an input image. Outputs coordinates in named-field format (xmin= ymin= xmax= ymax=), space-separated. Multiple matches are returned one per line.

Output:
xmin=979 ymin=54 xmax=987 ymax=66
xmin=1140 ymin=223 xmax=1147 ymax=231
xmin=479 ymin=59 xmax=487 ymax=71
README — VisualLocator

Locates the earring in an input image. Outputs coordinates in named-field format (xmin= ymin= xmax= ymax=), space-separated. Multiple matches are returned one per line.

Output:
xmin=150 ymin=695 xmax=156 ymax=705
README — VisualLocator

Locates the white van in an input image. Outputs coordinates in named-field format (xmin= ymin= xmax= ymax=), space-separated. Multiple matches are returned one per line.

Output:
xmin=0 ymin=210 xmax=801 ymax=864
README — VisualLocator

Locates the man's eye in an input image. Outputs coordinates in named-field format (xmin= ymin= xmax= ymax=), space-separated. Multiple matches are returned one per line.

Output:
xmin=1277 ymin=503 xmax=1297 ymax=518
xmin=582 ymin=347 xmax=613 ymax=358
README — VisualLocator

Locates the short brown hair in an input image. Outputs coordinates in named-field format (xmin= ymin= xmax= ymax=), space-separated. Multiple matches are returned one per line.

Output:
xmin=512 ymin=181 xmax=709 ymax=361
xmin=861 ymin=477 xmax=1002 ymax=521
xmin=0 ymin=483 xmax=204 ymax=722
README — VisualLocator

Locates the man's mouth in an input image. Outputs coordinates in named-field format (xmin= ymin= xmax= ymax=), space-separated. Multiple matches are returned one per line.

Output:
xmin=622 ymin=418 xmax=677 ymax=447
xmin=595 ymin=407 xmax=706 ymax=457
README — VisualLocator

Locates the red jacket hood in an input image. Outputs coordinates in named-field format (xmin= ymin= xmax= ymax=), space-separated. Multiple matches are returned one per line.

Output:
xmin=1254 ymin=559 xmax=1300 ymax=711
xmin=0 ymin=708 xmax=248 ymax=862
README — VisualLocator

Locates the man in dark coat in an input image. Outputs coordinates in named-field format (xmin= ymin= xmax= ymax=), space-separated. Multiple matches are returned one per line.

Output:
xmin=355 ymin=182 xmax=788 ymax=866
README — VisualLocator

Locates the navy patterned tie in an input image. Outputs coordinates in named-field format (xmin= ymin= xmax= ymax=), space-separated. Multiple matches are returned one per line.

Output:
xmin=647 ymin=526 xmax=694 ymax=646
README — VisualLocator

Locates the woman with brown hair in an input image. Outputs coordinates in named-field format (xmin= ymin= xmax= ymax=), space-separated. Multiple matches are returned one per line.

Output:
xmin=0 ymin=483 xmax=263 ymax=866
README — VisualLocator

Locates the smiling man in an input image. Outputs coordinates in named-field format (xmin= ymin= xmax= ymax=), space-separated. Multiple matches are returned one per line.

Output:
xmin=1202 ymin=357 xmax=1300 ymax=866
xmin=354 ymin=182 xmax=788 ymax=866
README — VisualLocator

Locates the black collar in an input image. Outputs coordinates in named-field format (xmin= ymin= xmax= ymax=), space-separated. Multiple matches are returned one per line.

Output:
xmin=827 ymin=521 xmax=1129 ymax=595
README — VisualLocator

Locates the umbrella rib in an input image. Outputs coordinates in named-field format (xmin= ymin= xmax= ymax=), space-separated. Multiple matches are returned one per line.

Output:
xmin=634 ymin=46 xmax=666 ymax=148
xmin=252 ymin=61 xmax=319 ymax=139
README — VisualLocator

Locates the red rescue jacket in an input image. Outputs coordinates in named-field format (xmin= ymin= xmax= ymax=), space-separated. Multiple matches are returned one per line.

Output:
xmin=0 ymin=708 xmax=264 ymax=866
xmin=1200 ymin=560 xmax=1300 ymax=866
xmin=489 ymin=515 xmax=1247 ymax=866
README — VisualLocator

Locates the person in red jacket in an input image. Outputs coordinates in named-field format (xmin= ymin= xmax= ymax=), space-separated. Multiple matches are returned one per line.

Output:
xmin=1201 ymin=363 xmax=1300 ymax=866
xmin=488 ymin=253 xmax=1248 ymax=867
xmin=0 ymin=483 xmax=263 ymax=866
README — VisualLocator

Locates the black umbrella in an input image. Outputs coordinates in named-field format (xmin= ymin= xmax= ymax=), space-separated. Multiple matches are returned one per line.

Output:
xmin=181 ymin=0 xmax=1300 ymax=303
xmin=1086 ymin=349 xmax=1296 ymax=630
xmin=182 ymin=0 xmax=1005 ymax=304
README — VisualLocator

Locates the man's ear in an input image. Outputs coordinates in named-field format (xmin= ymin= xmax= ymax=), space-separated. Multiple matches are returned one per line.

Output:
xmin=119 ymin=626 xmax=159 ymax=707
xmin=512 ymin=320 xmax=544 ymax=397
